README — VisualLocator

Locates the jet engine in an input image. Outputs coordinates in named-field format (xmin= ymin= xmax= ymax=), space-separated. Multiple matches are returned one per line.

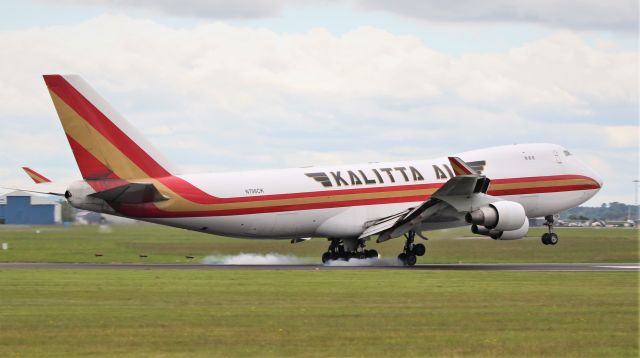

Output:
xmin=471 ymin=219 xmax=529 ymax=240
xmin=465 ymin=201 xmax=526 ymax=231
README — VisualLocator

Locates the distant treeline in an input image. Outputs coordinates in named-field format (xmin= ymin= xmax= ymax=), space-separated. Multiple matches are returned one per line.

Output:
xmin=560 ymin=202 xmax=639 ymax=221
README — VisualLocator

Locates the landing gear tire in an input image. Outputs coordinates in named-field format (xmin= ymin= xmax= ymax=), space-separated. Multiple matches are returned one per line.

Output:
xmin=398 ymin=230 xmax=424 ymax=266
xmin=541 ymin=233 xmax=550 ymax=245
xmin=322 ymin=238 xmax=377 ymax=263
xmin=412 ymin=243 xmax=426 ymax=256
xmin=405 ymin=253 xmax=417 ymax=266
xmin=542 ymin=215 xmax=559 ymax=246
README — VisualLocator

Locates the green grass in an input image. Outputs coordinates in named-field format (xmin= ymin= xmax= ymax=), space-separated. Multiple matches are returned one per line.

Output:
xmin=0 ymin=269 xmax=637 ymax=357
xmin=0 ymin=225 xmax=637 ymax=263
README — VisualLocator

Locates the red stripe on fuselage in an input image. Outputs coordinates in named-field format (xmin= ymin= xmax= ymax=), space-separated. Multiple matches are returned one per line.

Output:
xmin=111 ymin=174 xmax=599 ymax=218
xmin=157 ymin=174 xmax=597 ymax=204
xmin=44 ymin=75 xmax=170 ymax=178
xmin=490 ymin=175 xmax=595 ymax=184
xmin=113 ymin=194 xmax=430 ymax=218
xmin=156 ymin=175 xmax=441 ymax=204
xmin=488 ymin=184 xmax=600 ymax=196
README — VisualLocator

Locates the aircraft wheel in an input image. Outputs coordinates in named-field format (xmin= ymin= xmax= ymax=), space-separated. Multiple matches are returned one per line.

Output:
xmin=412 ymin=243 xmax=426 ymax=256
xmin=541 ymin=233 xmax=550 ymax=245
xmin=398 ymin=253 xmax=407 ymax=263
xmin=321 ymin=252 xmax=331 ymax=263
xmin=366 ymin=249 xmax=378 ymax=258
xmin=330 ymin=252 xmax=340 ymax=261
xmin=548 ymin=233 xmax=559 ymax=245
xmin=356 ymin=251 xmax=366 ymax=259
xmin=405 ymin=253 xmax=417 ymax=266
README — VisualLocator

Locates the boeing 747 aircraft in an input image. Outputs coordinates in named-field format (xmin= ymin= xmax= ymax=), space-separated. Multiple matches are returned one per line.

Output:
xmin=11 ymin=75 xmax=604 ymax=265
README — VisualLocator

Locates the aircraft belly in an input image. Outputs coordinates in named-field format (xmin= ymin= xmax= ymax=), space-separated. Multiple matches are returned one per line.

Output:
xmin=499 ymin=189 xmax=598 ymax=218
xmin=145 ymin=203 xmax=418 ymax=239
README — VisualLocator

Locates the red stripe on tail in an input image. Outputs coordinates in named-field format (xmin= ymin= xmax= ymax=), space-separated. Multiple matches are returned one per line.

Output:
xmin=66 ymin=135 xmax=119 ymax=180
xmin=43 ymin=75 xmax=170 ymax=178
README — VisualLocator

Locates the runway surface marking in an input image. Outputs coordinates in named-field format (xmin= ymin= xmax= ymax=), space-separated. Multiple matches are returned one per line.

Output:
xmin=0 ymin=263 xmax=638 ymax=271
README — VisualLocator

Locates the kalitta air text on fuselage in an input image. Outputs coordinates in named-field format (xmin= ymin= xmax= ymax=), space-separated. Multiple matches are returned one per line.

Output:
xmin=305 ymin=166 xmax=425 ymax=188
xmin=305 ymin=161 xmax=487 ymax=188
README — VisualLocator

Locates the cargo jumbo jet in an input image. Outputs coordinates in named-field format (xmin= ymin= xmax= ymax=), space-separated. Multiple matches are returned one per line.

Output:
xmin=12 ymin=75 xmax=603 ymax=265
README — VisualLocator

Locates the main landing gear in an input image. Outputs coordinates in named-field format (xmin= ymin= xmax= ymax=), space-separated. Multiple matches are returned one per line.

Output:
xmin=397 ymin=230 xmax=426 ymax=267
xmin=321 ymin=238 xmax=378 ymax=263
xmin=541 ymin=215 xmax=559 ymax=245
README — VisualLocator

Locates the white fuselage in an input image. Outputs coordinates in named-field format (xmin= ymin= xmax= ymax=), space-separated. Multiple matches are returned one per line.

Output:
xmin=130 ymin=143 xmax=601 ymax=239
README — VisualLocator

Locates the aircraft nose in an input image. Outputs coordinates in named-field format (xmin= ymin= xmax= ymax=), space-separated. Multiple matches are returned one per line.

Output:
xmin=594 ymin=175 xmax=603 ymax=189
xmin=584 ymin=166 xmax=603 ymax=189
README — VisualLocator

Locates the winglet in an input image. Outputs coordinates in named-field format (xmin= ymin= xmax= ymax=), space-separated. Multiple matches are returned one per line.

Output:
xmin=22 ymin=167 xmax=52 ymax=184
xmin=447 ymin=157 xmax=477 ymax=176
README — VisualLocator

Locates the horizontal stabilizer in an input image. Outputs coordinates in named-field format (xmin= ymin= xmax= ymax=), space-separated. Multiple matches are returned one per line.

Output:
xmin=89 ymin=182 xmax=168 ymax=204
xmin=0 ymin=186 xmax=64 ymax=196
xmin=22 ymin=167 xmax=52 ymax=184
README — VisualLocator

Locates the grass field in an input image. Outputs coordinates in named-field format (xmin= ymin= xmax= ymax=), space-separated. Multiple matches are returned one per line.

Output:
xmin=0 ymin=269 xmax=637 ymax=357
xmin=0 ymin=225 xmax=637 ymax=357
xmin=0 ymin=224 xmax=637 ymax=263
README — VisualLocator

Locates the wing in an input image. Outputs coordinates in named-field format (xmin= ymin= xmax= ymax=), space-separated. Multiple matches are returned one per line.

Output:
xmin=359 ymin=157 xmax=496 ymax=242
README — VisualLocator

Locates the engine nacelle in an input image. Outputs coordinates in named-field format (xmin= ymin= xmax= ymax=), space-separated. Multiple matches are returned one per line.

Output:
xmin=465 ymin=201 xmax=526 ymax=231
xmin=471 ymin=219 xmax=529 ymax=240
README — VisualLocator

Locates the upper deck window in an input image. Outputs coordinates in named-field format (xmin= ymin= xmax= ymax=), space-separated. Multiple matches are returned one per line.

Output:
xmin=563 ymin=150 xmax=572 ymax=156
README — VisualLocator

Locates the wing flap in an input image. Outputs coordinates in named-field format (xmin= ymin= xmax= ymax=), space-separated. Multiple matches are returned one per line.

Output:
xmin=358 ymin=157 xmax=492 ymax=242
xmin=358 ymin=209 xmax=410 ymax=239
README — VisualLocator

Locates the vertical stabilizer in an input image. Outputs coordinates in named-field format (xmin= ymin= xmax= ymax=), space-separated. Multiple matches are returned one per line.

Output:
xmin=43 ymin=75 xmax=178 ymax=180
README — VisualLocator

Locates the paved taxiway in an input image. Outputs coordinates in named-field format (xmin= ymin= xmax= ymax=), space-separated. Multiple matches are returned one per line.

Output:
xmin=0 ymin=263 xmax=637 ymax=271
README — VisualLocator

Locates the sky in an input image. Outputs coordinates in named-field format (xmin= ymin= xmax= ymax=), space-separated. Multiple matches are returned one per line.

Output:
xmin=0 ymin=0 xmax=638 ymax=205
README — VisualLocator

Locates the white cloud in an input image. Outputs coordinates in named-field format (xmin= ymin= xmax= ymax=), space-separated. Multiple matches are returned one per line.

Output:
xmin=50 ymin=0 xmax=301 ymax=19
xmin=43 ymin=0 xmax=639 ymax=31
xmin=356 ymin=0 xmax=639 ymax=32
xmin=605 ymin=126 xmax=640 ymax=148
xmin=0 ymin=15 xmax=637 ymax=203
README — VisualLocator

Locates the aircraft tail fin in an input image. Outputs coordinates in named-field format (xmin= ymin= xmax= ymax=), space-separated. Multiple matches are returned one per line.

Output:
xmin=43 ymin=75 xmax=178 ymax=181
xmin=22 ymin=167 xmax=52 ymax=184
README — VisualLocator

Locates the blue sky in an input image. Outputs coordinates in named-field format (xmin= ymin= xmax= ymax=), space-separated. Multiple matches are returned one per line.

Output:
xmin=0 ymin=0 xmax=637 ymax=205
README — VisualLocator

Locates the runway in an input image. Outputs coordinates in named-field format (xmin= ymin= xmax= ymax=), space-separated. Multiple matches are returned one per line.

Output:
xmin=0 ymin=262 xmax=638 ymax=271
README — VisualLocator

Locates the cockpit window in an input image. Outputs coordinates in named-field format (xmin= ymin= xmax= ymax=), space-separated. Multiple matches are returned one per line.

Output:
xmin=563 ymin=150 xmax=572 ymax=156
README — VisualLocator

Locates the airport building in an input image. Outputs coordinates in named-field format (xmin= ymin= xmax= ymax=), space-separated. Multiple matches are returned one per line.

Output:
xmin=0 ymin=191 xmax=61 ymax=225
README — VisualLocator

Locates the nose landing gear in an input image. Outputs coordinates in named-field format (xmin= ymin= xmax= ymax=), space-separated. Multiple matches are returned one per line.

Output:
xmin=397 ymin=230 xmax=426 ymax=266
xmin=541 ymin=215 xmax=559 ymax=245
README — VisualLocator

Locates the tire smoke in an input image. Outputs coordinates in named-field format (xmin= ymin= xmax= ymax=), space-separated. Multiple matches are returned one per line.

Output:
xmin=202 ymin=253 xmax=306 ymax=265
